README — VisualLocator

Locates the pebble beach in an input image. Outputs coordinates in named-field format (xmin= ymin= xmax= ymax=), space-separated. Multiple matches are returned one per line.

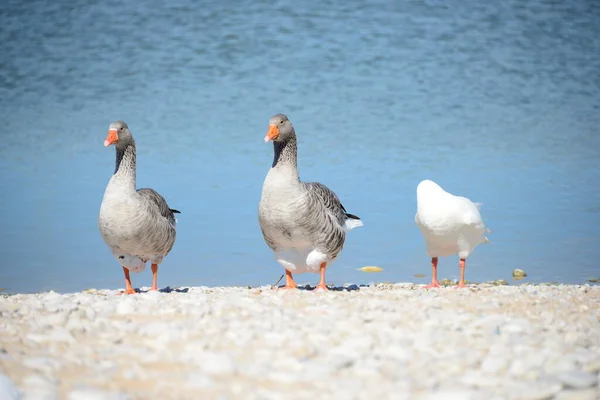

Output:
xmin=1 ymin=283 xmax=599 ymax=400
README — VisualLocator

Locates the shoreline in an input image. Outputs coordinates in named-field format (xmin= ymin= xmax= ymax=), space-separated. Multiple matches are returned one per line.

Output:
xmin=1 ymin=284 xmax=599 ymax=399
xmin=2 ymin=279 xmax=600 ymax=297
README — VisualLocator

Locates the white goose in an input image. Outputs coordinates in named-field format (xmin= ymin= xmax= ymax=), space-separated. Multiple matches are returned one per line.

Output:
xmin=415 ymin=179 xmax=489 ymax=288
xmin=98 ymin=121 xmax=179 ymax=294
xmin=258 ymin=114 xmax=363 ymax=291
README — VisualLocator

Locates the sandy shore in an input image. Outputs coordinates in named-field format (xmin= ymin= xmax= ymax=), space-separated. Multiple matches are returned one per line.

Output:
xmin=1 ymin=283 xmax=599 ymax=400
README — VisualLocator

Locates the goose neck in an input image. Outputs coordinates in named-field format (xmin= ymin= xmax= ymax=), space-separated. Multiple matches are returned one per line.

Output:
xmin=112 ymin=140 xmax=136 ymax=188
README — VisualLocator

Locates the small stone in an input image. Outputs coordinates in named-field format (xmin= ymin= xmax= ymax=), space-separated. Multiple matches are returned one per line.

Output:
xmin=37 ymin=313 xmax=67 ymax=327
xmin=518 ymin=383 xmax=562 ymax=400
xmin=22 ymin=390 xmax=58 ymax=400
xmin=338 ymin=335 xmax=373 ymax=356
xmin=583 ymin=360 xmax=600 ymax=373
xmin=26 ymin=329 xmax=75 ymax=344
xmin=23 ymin=357 xmax=61 ymax=373
xmin=460 ymin=371 xmax=502 ymax=387
xmin=509 ymin=359 xmax=529 ymax=376
xmin=198 ymin=352 xmax=235 ymax=375
xmin=67 ymin=388 xmax=128 ymax=400
xmin=565 ymin=388 xmax=599 ymax=400
xmin=422 ymin=388 xmax=477 ymax=400
xmin=559 ymin=371 xmax=598 ymax=389
xmin=185 ymin=374 xmax=213 ymax=389
xmin=0 ymin=374 xmax=19 ymax=400
xmin=116 ymin=298 xmax=135 ymax=315
xmin=481 ymin=356 xmax=507 ymax=374
xmin=545 ymin=357 xmax=578 ymax=375
xmin=22 ymin=375 xmax=56 ymax=387
xmin=84 ymin=307 xmax=96 ymax=320
xmin=21 ymin=375 xmax=58 ymax=400
xmin=554 ymin=389 xmax=598 ymax=400
xmin=470 ymin=315 xmax=506 ymax=336
xmin=513 ymin=269 xmax=527 ymax=278
xmin=66 ymin=317 xmax=89 ymax=333
xmin=142 ymin=290 xmax=162 ymax=301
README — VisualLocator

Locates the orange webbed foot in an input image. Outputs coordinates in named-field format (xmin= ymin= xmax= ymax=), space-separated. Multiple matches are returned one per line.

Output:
xmin=424 ymin=257 xmax=440 ymax=289
xmin=279 ymin=284 xmax=298 ymax=290
xmin=119 ymin=266 xmax=137 ymax=295
xmin=313 ymin=262 xmax=329 ymax=292
xmin=313 ymin=284 xmax=329 ymax=292
xmin=274 ymin=270 xmax=298 ymax=290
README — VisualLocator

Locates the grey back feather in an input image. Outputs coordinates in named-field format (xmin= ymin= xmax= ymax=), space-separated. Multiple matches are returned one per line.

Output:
xmin=300 ymin=181 xmax=349 ymax=259
xmin=137 ymin=188 xmax=178 ymax=227
xmin=302 ymin=182 xmax=347 ymax=227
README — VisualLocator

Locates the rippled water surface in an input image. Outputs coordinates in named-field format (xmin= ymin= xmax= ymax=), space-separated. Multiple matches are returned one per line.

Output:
xmin=1 ymin=0 xmax=599 ymax=292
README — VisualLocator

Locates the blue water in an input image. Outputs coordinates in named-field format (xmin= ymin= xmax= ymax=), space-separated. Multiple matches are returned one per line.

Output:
xmin=1 ymin=0 xmax=599 ymax=293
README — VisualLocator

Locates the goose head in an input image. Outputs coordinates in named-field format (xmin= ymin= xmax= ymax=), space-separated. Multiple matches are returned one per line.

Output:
xmin=104 ymin=120 xmax=133 ymax=148
xmin=264 ymin=114 xmax=295 ymax=143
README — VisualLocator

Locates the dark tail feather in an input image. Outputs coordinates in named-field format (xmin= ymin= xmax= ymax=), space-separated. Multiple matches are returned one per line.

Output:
xmin=345 ymin=213 xmax=360 ymax=220
xmin=170 ymin=209 xmax=181 ymax=214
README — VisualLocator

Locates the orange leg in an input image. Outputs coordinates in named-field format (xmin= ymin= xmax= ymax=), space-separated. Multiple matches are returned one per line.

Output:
xmin=151 ymin=263 xmax=159 ymax=291
xmin=121 ymin=266 xmax=136 ymax=294
xmin=279 ymin=269 xmax=298 ymax=290
xmin=454 ymin=259 xmax=466 ymax=288
xmin=313 ymin=262 xmax=329 ymax=292
xmin=425 ymin=257 xmax=440 ymax=288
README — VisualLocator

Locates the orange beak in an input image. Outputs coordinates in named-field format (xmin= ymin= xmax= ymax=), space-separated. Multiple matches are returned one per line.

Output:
xmin=264 ymin=124 xmax=280 ymax=142
xmin=104 ymin=129 xmax=118 ymax=146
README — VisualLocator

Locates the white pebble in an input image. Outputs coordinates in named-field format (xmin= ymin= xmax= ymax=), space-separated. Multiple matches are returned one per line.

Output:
xmin=545 ymin=357 xmax=578 ymax=375
xmin=421 ymin=388 xmax=477 ymax=400
xmin=115 ymin=298 xmax=136 ymax=315
xmin=21 ymin=391 xmax=57 ymax=400
xmin=26 ymin=329 xmax=75 ymax=344
xmin=67 ymin=388 xmax=128 ymax=400
xmin=518 ymin=383 xmax=563 ymax=400
xmin=480 ymin=356 xmax=507 ymax=374
xmin=559 ymin=371 xmax=598 ymax=389
xmin=198 ymin=352 xmax=235 ymax=375
xmin=0 ymin=374 xmax=19 ymax=400
xmin=554 ymin=389 xmax=599 ymax=400
xmin=142 ymin=290 xmax=162 ymax=301
xmin=23 ymin=358 xmax=61 ymax=374
xmin=185 ymin=374 xmax=213 ymax=389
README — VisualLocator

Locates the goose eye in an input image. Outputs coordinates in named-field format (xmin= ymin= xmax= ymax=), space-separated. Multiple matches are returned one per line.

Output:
xmin=279 ymin=120 xmax=284 ymax=124
xmin=120 ymin=127 xmax=124 ymax=131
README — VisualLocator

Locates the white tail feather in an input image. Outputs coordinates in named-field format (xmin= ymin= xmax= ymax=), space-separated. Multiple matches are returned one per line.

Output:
xmin=344 ymin=219 xmax=363 ymax=231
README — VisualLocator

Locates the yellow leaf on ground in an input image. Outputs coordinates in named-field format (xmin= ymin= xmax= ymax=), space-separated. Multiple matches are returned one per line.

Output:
xmin=357 ymin=266 xmax=383 ymax=273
